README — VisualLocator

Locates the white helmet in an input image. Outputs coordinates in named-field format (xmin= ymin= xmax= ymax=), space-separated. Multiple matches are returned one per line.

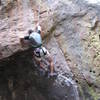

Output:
xmin=34 ymin=47 xmax=47 ymax=57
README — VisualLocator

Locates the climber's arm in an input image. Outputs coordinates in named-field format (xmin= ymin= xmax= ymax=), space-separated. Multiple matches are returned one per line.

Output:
xmin=19 ymin=35 xmax=30 ymax=47
xmin=24 ymin=36 xmax=29 ymax=40
xmin=37 ymin=24 xmax=44 ymax=38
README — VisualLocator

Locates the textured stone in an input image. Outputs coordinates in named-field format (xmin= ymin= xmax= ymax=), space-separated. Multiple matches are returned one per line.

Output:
xmin=0 ymin=0 xmax=100 ymax=99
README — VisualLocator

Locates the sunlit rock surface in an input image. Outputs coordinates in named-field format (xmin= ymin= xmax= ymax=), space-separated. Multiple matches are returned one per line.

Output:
xmin=85 ymin=0 xmax=100 ymax=4
xmin=0 ymin=0 xmax=100 ymax=100
xmin=42 ymin=0 xmax=100 ymax=99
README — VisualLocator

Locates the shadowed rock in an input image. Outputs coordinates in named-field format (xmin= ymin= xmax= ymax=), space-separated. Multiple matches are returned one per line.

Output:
xmin=0 ymin=50 xmax=80 ymax=100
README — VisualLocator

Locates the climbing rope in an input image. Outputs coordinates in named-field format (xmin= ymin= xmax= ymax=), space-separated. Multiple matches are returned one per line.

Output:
xmin=37 ymin=0 xmax=51 ymax=24
xmin=38 ymin=0 xmax=41 ymax=25
xmin=38 ymin=3 xmax=40 ymax=24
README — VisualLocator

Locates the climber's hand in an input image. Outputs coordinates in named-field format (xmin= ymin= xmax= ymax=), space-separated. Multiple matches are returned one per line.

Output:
xmin=18 ymin=35 xmax=26 ymax=47
xmin=20 ymin=38 xmax=25 ymax=47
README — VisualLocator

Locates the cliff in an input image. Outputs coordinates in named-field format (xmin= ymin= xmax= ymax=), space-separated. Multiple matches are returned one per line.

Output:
xmin=0 ymin=0 xmax=100 ymax=100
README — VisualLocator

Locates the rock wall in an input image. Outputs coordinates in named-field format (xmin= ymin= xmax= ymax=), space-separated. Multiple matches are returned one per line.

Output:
xmin=0 ymin=49 xmax=81 ymax=100
xmin=42 ymin=0 xmax=100 ymax=99
xmin=0 ymin=0 xmax=100 ymax=100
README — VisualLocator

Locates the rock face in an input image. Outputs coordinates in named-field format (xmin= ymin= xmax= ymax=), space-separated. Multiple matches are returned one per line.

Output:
xmin=0 ymin=0 xmax=100 ymax=100
xmin=43 ymin=0 xmax=100 ymax=99
xmin=0 ymin=49 xmax=80 ymax=100
xmin=0 ymin=0 xmax=35 ymax=59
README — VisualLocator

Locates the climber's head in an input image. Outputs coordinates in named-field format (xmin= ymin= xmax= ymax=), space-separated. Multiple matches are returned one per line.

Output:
xmin=28 ymin=29 xmax=34 ymax=35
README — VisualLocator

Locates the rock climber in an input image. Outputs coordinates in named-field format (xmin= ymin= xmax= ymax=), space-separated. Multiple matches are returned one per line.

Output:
xmin=20 ymin=24 xmax=56 ymax=77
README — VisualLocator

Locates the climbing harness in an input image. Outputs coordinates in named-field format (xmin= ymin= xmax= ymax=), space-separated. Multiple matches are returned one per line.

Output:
xmin=34 ymin=47 xmax=47 ymax=58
